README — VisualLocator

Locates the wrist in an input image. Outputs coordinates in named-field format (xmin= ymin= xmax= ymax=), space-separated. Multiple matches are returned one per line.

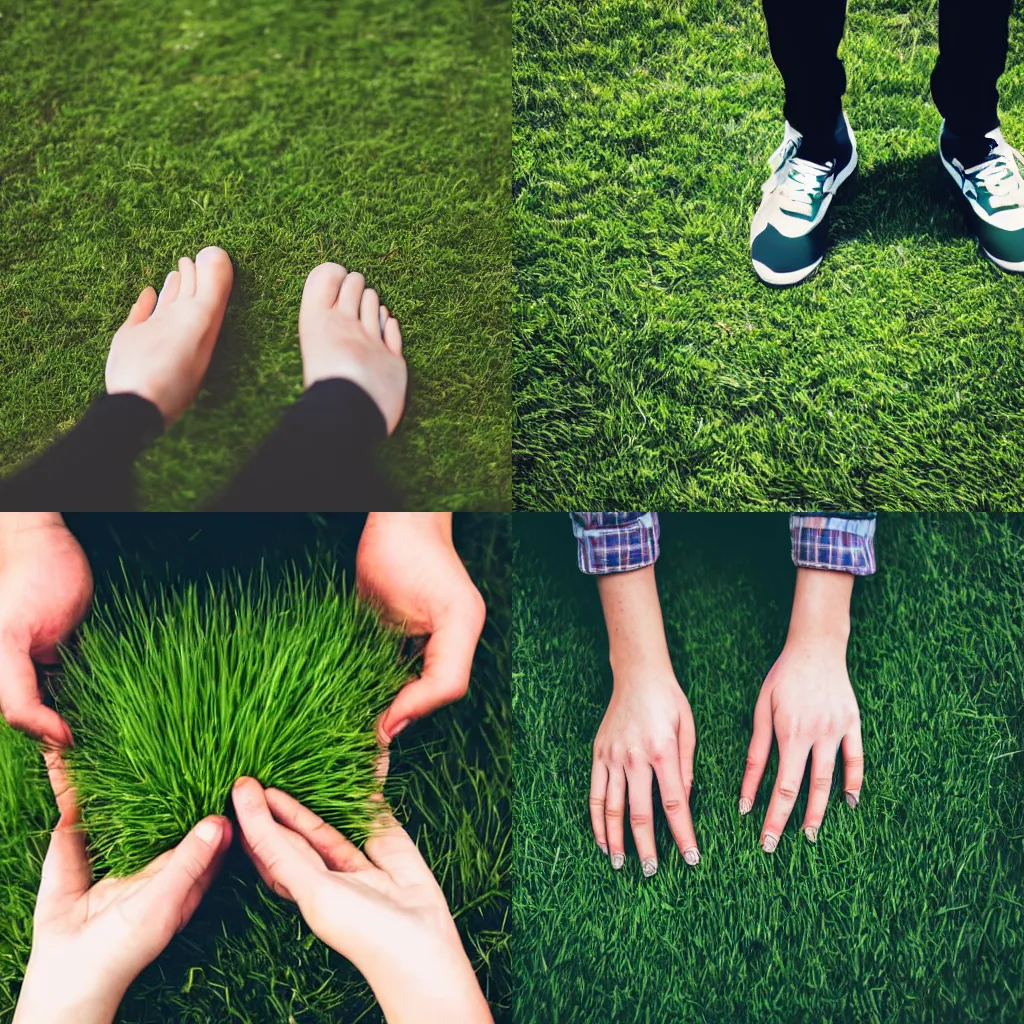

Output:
xmin=15 ymin=961 xmax=122 ymax=1024
xmin=786 ymin=568 xmax=853 ymax=649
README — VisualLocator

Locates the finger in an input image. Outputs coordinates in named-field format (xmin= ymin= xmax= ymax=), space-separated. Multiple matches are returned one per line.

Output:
xmin=654 ymin=750 xmax=699 ymax=867
xmin=363 ymin=807 xmax=435 ymax=887
xmin=739 ymin=691 xmax=773 ymax=816
xmin=379 ymin=305 xmax=389 ymax=336
xmin=842 ymin=720 xmax=864 ymax=808
xmin=43 ymin=748 xmax=78 ymax=822
xmin=122 ymin=286 xmax=157 ymax=327
xmin=625 ymin=762 xmax=658 ymax=877
xmin=0 ymin=643 xmax=72 ymax=747
xmin=264 ymin=787 xmax=371 ymax=873
xmin=178 ymin=256 xmax=197 ymax=298
xmin=36 ymin=805 xmax=91 ymax=906
xmin=156 ymin=270 xmax=180 ymax=308
xmin=761 ymin=740 xmax=811 ymax=853
xmin=588 ymin=758 xmax=609 ymax=855
xmin=360 ymin=287 xmax=381 ymax=337
xmin=801 ymin=742 xmax=837 ymax=843
xmin=338 ymin=270 xmax=366 ymax=318
xmin=383 ymin=316 xmax=403 ymax=356
xmin=232 ymin=777 xmax=321 ymax=901
xmin=604 ymin=765 xmax=626 ymax=870
xmin=144 ymin=815 xmax=232 ymax=931
xmin=379 ymin=594 xmax=485 ymax=742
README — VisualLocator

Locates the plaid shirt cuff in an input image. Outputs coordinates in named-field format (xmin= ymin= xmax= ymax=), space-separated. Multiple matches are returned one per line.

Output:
xmin=790 ymin=514 xmax=877 ymax=576
xmin=570 ymin=512 xmax=660 ymax=574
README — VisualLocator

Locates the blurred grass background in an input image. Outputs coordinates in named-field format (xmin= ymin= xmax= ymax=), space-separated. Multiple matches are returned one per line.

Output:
xmin=0 ymin=0 xmax=510 ymax=509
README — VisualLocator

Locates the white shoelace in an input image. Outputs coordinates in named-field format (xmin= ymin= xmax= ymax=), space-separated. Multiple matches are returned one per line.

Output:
xmin=968 ymin=143 xmax=1024 ymax=209
xmin=764 ymin=140 xmax=831 ymax=216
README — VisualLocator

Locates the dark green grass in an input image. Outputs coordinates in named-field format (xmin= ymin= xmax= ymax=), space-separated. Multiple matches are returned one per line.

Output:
xmin=513 ymin=513 xmax=1024 ymax=1022
xmin=514 ymin=0 xmax=1024 ymax=509
xmin=0 ymin=512 xmax=510 ymax=1023
xmin=61 ymin=567 xmax=408 ymax=877
xmin=0 ymin=0 xmax=511 ymax=511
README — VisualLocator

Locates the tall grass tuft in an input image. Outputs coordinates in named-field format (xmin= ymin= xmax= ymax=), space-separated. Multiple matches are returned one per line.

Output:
xmin=60 ymin=564 xmax=410 ymax=877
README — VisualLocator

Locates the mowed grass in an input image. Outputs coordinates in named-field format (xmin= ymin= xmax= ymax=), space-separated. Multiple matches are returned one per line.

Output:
xmin=514 ymin=0 xmax=1024 ymax=509
xmin=513 ymin=513 xmax=1024 ymax=1023
xmin=0 ymin=0 xmax=510 ymax=510
xmin=0 ymin=512 xmax=510 ymax=1023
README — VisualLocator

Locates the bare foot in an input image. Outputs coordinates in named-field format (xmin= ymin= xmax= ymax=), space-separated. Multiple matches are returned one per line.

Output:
xmin=298 ymin=263 xmax=407 ymax=435
xmin=105 ymin=246 xmax=234 ymax=426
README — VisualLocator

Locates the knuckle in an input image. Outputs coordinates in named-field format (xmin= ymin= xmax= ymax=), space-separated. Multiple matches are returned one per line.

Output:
xmin=811 ymin=774 xmax=832 ymax=792
xmin=776 ymin=783 xmax=799 ymax=801
xmin=629 ymin=812 xmax=651 ymax=829
xmin=604 ymin=805 xmax=624 ymax=821
xmin=662 ymin=796 xmax=684 ymax=814
xmin=744 ymin=756 xmax=761 ymax=774
xmin=588 ymin=796 xmax=605 ymax=809
xmin=845 ymin=755 xmax=865 ymax=770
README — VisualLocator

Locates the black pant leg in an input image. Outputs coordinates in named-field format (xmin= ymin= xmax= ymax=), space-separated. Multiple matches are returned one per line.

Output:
xmin=931 ymin=0 xmax=1013 ymax=136
xmin=209 ymin=379 xmax=399 ymax=511
xmin=0 ymin=394 xmax=162 ymax=511
xmin=762 ymin=0 xmax=848 ymax=137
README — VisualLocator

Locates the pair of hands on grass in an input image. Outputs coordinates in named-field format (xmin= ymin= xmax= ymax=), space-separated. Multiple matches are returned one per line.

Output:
xmin=590 ymin=566 xmax=864 ymax=869
xmin=15 ymin=770 xmax=491 ymax=1024
xmin=0 ymin=511 xmax=484 ymax=748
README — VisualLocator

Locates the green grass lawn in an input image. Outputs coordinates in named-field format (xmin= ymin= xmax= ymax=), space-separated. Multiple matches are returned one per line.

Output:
xmin=0 ymin=0 xmax=510 ymax=510
xmin=0 ymin=513 xmax=510 ymax=1023
xmin=514 ymin=0 xmax=1024 ymax=509
xmin=513 ymin=513 xmax=1024 ymax=1022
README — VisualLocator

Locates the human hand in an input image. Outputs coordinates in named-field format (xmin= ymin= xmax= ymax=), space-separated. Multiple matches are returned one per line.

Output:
xmin=590 ymin=565 xmax=699 ymax=875
xmin=231 ymin=776 xmax=492 ymax=1024
xmin=13 ymin=763 xmax=231 ymax=1024
xmin=740 ymin=568 xmax=864 ymax=851
xmin=356 ymin=513 xmax=486 ymax=743
xmin=0 ymin=513 xmax=93 ymax=746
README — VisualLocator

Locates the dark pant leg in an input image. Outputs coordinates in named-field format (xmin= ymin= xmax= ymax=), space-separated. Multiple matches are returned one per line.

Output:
xmin=932 ymin=0 xmax=1013 ymax=136
xmin=762 ymin=0 xmax=848 ymax=137
xmin=0 ymin=394 xmax=161 ymax=511
xmin=209 ymin=379 xmax=399 ymax=511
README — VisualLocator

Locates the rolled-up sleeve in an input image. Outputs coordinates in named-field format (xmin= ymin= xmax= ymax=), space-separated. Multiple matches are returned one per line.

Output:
xmin=570 ymin=513 xmax=660 ymax=575
xmin=790 ymin=513 xmax=877 ymax=576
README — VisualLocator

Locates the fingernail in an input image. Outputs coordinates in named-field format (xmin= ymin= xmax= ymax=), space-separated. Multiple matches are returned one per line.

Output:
xmin=598 ymin=843 xmax=608 ymax=855
xmin=387 ymin=719 xmax=410 ymax=741
xmin=611 ymin=853 xmax=625 ymax=870
xmin=195 ymin=818 xmax=222 ymax=845
xmin=641 ymin=857 xmax=657 ymax=877
xmin=738 ymin=797 xmax=752 ymax=816
xmin=804 ymin=826 xmax=818 ymax=844
xmin=762 ymin=833 xmax=778 ymax=854
xmin=683 ymin=847 xmax=700 ymax=866
xmin=845 ymin=790 xmax=860 ymax=809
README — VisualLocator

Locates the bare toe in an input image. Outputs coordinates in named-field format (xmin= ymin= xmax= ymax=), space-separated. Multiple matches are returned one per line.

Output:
xmin=302 ymin=263 xmax=347 ymax=308
xmin=338 ymin=271 xmax=365 ymax=318
xmin=360 ymin=288 xmax=381 ymax=337
xmin=157 ymin=270 xmax=181 ymax=308
xmin=383 ymin=317 xmax=403 ymax=356
xmin=178 ymin=256 xmax=197 ymax=298
xmin=195 ymin=246 xmax=234 ymax=306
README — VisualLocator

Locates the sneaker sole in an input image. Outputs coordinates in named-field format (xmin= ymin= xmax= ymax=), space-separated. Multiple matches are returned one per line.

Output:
xmin=939 ymin=148 xmax=1024 ymax=274
xmin=751 ymin=137 xmax=859 ymax=287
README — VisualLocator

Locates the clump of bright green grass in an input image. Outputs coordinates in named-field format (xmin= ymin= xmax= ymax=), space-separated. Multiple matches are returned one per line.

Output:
xmin=60 ymin=566 xmax=409 ymax=877
xmin=0 ymin=726 xmax=51 ymax=1021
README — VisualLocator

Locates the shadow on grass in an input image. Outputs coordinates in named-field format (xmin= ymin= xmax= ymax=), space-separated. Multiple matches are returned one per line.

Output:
xmin=830 ymin=152 xmax=970 ymax=247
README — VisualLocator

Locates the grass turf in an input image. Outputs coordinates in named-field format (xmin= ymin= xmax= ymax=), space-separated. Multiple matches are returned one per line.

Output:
xmin=0 ymin=0 xmax=511 ymax=511
xmin=61 ymin=566 xmax=408 ymax=877
xmin=0 ymin=512 xmax=510 ymax=1023
xmin=514 ymin=0 xmax=1024 ymax=509
xmin=513 ymin=512 xmax=1024 ymax=1022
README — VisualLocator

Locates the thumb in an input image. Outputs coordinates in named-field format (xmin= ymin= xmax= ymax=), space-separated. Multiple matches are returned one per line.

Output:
xmin=144 ymin=815 xmax=231 ymax=932
xmin=379 ymin=601 xmax=483 ymax=742
xmin=121 ymin=286 xmax=157 ymax=328
xmin=0 ymin=640 xmax=72 ymax=746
